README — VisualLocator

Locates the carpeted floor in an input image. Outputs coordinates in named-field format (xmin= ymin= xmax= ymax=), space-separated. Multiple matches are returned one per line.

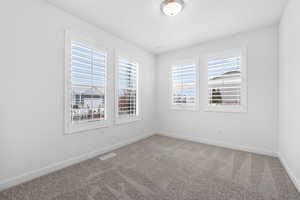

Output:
xmin=1 ymin=135 xmax=299 ymax=200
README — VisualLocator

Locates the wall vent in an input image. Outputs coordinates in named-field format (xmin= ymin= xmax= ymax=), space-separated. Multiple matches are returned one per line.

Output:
xmin=99 ymin=152 xmax=117 ymax=160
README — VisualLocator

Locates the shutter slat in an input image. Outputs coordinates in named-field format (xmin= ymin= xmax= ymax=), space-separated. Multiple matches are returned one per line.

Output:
xmin=70 ymin=41 xmax=107 ymax=123
xmin=118 ymin=58 xmax=138 ymax=117
xmin=208 ymin=55 xmax=242 ymax=106
xmin=172 ymin=64 xmax=196 ymax=106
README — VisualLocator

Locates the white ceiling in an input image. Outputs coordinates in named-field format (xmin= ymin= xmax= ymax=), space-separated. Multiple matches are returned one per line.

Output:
xmin=48 ymin=0 xmax=287 ymax=54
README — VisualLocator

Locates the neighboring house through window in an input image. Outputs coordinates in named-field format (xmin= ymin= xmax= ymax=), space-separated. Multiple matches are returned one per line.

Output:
xmin=115 ymin=56 xmax=140 ymax=124
xmin=206 ymin=48 xmax=247 ymax=112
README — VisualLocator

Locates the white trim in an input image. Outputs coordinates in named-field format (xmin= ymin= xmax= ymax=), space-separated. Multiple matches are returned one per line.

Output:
xmin=157 ymin=131 xmax=277 ymax=157
xmin=169 ymin=58 xmax=200 ymax=111
xmin=204 ymin=47 xmax=248 ymax=113
xmin=114 ymin=52 xmax=141 ymax=124
xmin=115 ymin=116 xmax=142 ymax=125
xmin=64 ymin=30 xmax=112 ymax=134
xmin=170 ymin=106 xmax=199 ymax=112
xmin=204 ymin=105 xmax=247 ymax=113
xmin=0 ymin=132 xmax=155 ymax=192
xmin=278 ymin=153 xmax=300 ymax=194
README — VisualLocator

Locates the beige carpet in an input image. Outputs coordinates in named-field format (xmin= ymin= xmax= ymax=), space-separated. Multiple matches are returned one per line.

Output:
xmin=1 ymin=135 xmax=299 ymax=200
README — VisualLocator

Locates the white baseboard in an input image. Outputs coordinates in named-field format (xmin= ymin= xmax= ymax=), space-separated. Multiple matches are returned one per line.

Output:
xmin=0 ymin=132 xmax=155 ymax=192
xmin=278 ymin=153 xmax=300 ymax=194
xmin=157 ymin=131 xmax=277 ymax=157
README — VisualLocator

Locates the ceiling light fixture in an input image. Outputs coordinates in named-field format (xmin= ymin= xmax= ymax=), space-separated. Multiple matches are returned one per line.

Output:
xmin=161 ymin=0 xmax=184 ymax=17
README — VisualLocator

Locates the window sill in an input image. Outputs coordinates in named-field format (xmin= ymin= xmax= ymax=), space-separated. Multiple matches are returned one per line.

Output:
xmin=204 ymin=105 xmax=247 ymax=113
xmin=170 ymin=105 xmax=199 ymax=112
xmin=115 ymin=116 xmax=141 ymax=125
xmin=64 ymin=120 xmax=111 ymax=135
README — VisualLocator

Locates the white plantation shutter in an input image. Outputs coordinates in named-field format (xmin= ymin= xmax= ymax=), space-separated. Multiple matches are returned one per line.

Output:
xmin=172 ymin=64 xmax=197 ymax=106
xmin=70 ymin=41 xmax=107 ymax=123
xmin=207 ymin=55 xmax=242 ymax=106
xmin=117 ymin=58 xmax=138 ymax=118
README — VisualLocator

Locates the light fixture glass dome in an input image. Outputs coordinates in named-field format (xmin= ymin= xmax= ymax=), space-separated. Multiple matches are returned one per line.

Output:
xmin=161 ymin=0 xmax=184 ymax=16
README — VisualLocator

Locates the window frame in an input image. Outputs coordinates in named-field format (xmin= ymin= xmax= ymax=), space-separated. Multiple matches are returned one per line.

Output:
xmin=169 ymin=59 xmax=200 ymax=111
xmin=115 ymin=52 xmax=141 ymax=124
xmin=64 ymin=30 xmax=111 ymax=134
xmin=204 ymin=47 xmax=247 ymax=113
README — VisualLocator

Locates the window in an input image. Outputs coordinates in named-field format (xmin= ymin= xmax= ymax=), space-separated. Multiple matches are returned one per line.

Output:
xmin=205 ymin=48 xmax=247 ymax=112
xmin=65 ymin=31 xmax=109 ymax=133
xmin=115 ymin=56 xmax=140 ymax=123
xmin=171 ymin=61 xmax=198 ymax=110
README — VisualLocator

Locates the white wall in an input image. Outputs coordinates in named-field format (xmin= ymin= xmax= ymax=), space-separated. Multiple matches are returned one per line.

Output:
xmin=278 ymin=0 xmax=300 ymax=191
xmin=156 ymin=26 xmax=278 ymax=155
xmin=0 ymin=0 xmax=155 ymax=189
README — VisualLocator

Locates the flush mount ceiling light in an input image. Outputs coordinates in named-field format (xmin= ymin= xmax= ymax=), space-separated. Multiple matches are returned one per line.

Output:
xmin=161 ymin=0 xmax=184 ymax=17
